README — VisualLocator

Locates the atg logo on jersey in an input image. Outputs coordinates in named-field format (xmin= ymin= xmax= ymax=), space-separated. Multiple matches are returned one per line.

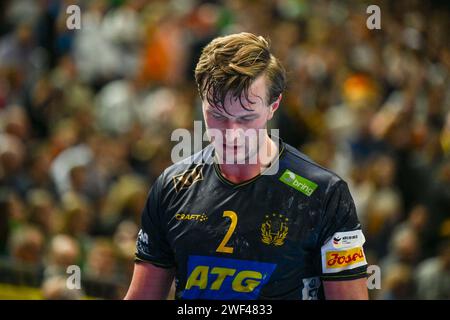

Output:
xmin=181 ymin=255 xmax=277 ymax=300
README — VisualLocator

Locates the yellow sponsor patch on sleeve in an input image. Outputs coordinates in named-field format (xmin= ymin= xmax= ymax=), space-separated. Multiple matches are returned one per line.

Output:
xmin=325 ymin=247 xmax=365 ymax=269
xmin=321 ymin=230 xmax=368 ymax=274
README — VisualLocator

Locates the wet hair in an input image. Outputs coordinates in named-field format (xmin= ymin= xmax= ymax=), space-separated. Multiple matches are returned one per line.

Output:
xmin=195 ymin=32 xmax=286 ymax=112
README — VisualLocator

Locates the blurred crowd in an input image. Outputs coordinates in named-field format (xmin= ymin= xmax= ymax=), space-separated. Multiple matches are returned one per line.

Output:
xmin=0 ymin=0 xmax=449 ymax=299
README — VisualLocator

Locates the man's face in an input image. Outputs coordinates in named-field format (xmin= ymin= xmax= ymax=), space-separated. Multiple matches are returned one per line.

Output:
xmin=202 ymin=75 xmax=276 ymax=164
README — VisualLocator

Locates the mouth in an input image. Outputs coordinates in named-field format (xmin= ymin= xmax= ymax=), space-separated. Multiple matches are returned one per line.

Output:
xmin=220 ymin=144 xmax=244 ymax=156
xmin=223 ymin=144 xmax=242 ymax=150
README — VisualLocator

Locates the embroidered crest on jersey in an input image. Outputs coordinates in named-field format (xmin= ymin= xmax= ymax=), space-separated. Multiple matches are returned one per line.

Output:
xmin=261 ymin=213 xmax=289 ymax=246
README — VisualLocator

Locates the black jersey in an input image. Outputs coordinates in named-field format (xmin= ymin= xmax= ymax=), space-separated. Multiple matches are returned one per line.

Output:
xmin=135 ymin=139 xmax=368 ymax=300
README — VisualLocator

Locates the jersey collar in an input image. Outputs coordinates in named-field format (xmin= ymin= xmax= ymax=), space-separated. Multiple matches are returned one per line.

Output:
xmin=211 ymin=137 xmax=286 ymax=188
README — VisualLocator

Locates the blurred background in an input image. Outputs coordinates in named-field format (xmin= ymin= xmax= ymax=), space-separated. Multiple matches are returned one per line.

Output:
xmin=0 ymin=0 xmax=449 ymax=300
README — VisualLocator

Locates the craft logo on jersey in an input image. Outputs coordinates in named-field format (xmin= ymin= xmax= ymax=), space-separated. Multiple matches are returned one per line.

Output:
xmin=175 ymin=213 xmax=208 ymax=222
xmin=182 ymin=255 xmax=277 ymax=300
xmin=261 ymin=213 xmax=289 ymax=246
xmin=173 ymin=165 xmax=204 ymax=192
xmin=279 ymin=169 xmax=318 ymax=196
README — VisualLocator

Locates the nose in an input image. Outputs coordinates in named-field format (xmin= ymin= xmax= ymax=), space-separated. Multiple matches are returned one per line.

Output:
xmin=225 ymin=119 xmax=242 ymax=131
xmin=224 ymin=121 xmax=244 ymax=145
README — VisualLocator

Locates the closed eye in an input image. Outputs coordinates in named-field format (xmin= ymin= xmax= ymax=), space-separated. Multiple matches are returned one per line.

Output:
xmin=237 ymin=116 xmax=258 ymax=123
xmin=211 ymin=113 xmax=228 ymax=121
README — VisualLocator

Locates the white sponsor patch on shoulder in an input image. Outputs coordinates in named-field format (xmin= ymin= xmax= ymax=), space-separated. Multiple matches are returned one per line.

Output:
xmin=327 ymin=229 xmax=365 ymax=249
xmin=321 ymin=230 xmax=367 ymax=274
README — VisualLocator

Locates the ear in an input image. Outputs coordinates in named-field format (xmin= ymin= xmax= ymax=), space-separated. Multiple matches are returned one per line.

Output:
xmin=267 ymin=94 xmax=282 ymax=120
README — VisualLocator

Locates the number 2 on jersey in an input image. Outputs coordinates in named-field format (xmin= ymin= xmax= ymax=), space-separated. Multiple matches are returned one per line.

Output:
xmin=216 ymin=210 xmax=237 ymax=254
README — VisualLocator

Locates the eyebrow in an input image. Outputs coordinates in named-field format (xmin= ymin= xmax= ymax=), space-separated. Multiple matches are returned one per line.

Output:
xmin=206 ymin=109 xmax=259 ymax=119
xmin=238 ymin=114 xmax=259 ymax=119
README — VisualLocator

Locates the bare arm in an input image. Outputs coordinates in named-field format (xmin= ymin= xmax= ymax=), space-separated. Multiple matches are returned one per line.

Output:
xmin=323 ymin=278 xmax=368 ymax=300
xmin=124 ymin=262 xmax=175 ymax=300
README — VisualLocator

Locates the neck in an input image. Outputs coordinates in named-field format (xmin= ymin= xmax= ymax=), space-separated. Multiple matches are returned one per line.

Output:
xmin=217 ymin=134 xmax=279 ymax=184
